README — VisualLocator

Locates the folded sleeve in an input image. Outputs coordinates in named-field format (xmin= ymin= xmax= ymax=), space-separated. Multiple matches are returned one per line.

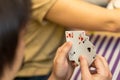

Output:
xmin=31 ymin=0 xmax=57 ymax=23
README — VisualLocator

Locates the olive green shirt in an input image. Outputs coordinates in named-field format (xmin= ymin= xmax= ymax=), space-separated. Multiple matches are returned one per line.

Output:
xmin=17 ymin=0 xmax=65 ymax=76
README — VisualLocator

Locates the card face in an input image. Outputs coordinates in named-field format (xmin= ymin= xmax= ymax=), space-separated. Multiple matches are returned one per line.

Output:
xmin=65 ymin=31 xmax=96 ymax=66
xmin=82 ymin=39 xmax=96 ymax=65
xmin=65 ymin=31 xmax=86 ymax=61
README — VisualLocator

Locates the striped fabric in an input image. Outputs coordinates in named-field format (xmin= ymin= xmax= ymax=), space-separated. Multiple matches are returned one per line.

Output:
xmin=71 ymin=33 xmax=120 ymax=80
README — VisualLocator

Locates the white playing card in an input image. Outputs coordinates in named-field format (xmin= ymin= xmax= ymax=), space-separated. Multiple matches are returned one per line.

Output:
xmin=65 ymin=31 xmax=96 ymax=66
xmin=82 ymin=39 xmax=96 ymax=65
xmin=65 ymin=31 xmax=86 ymax=61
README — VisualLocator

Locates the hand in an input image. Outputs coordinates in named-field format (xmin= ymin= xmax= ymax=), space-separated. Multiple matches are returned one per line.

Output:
xmin=80 ymin=55 xmax=112 ymax=80
xmin=48 ymin=42 xmax=74 ymax=80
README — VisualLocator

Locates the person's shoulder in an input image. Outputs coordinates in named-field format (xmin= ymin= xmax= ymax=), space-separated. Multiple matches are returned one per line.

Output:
xmin=31 ymin=0 xmax=57 ymax=23
xmin=32 ymin=0 xmax=56 ymax=9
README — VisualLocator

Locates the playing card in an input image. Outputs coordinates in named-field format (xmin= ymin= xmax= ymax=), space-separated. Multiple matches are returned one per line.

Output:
xmin=65 ymin=31 xmax=96 ymax=66
xmin=65 ymin=31 xmax=86 ymax=61
xmin=82 ymin=39 xmax=96 ymax=65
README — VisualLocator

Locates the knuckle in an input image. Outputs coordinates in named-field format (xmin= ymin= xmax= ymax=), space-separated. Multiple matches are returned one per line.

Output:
xmin=102 ymin=71 xmax=109 ymax=77
xmin=61 ymin=47 xmax=67 ymax=53
xmin=109 ymin=72 xmax=113 ymax=79
xmin=53 ymin=57 xmax=62 ymax=65
xmin=103 ymin=71 xmax=112 ymax=79
xmin=57 ymin=47 xmax=62 ymax=52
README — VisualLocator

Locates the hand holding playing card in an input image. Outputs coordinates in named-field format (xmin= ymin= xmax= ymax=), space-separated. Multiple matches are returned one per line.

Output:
xmin=65 ymin=31 xmax=96 ymax=66
xmin=80 ymin=55 xmax=112 ymax=80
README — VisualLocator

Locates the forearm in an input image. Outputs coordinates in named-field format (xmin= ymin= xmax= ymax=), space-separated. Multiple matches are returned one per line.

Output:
xmin=46 ymin=0 xmax=120 ymax=32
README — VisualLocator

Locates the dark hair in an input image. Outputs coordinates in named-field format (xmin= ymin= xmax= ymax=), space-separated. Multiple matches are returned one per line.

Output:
xmin=0 ymin=0 xmax=31 ymax=77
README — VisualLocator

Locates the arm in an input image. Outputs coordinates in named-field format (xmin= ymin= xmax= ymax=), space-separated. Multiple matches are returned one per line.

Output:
xmin=45 ymin=0 xmax=120 ymax=32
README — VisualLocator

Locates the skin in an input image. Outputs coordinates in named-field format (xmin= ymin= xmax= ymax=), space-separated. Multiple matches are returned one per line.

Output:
xmin=4 ymin=0 xmax=115 ymax=79
xmin=48 ymin=42 xmax=73 ymax=80
xmin=45 ymin=0 xmax=120 ymax=32
xmin=1 ymin=35 xmax=112 ymax=80
xmin=48 ymin=42 xmax=112 ymax=80
xmin=80 ymin=55 xmax=112 ymax=80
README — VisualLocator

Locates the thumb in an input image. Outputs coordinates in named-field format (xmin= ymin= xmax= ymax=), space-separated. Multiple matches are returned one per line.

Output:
xmin=80 ymin=55 xmax=91 ymax=79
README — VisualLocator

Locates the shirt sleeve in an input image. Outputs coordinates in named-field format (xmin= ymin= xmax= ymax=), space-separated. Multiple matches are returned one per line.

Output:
xmin=31 ymin=0 xmax=57 ymax=23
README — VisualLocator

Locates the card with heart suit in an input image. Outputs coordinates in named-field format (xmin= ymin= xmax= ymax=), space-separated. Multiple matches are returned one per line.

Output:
xmin=65 ymin=31 xmax=96 ymax=66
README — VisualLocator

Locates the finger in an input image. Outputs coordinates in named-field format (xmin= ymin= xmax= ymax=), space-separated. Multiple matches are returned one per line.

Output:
xmin=96 ymin=55 xmax=112 ymax=77
xmin=54 ymin=42 xmax=68 ymax=61
xmin=55 ymin=42 xmax=67 ymax=57
xmin=94 ymin=55 xmax=106 ymax=74
xmin=59 ymin=42 xmax=72 ymax=58
xmin=80 ymin=55 xmax=91 ymax=79
xmin=55 ymin=42 xmax=72 ymax=60
xmin=97 ymin=55 xmax=110 ymax=70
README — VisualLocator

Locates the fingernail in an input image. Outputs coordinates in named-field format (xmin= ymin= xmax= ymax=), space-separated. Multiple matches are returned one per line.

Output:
xmin=79 ymin=55 xmax=83 ymax=61
xmin=80 ymin=55 xmax=84 ymax=58
xmin=67 ymin=42 xmax=72 ymax=47
xmin=68 ymin=41 xmax=72 ymax=45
